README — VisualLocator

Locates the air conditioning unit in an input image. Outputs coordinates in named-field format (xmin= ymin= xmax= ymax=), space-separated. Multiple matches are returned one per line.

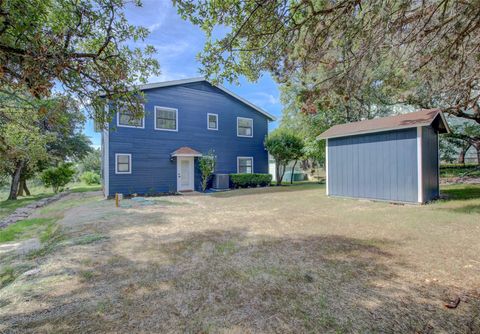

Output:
xmin=212 ymin=174 xmax=230 ymax=190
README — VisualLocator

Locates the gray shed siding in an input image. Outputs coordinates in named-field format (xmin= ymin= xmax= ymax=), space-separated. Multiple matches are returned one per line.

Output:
xmin=422 ymin=126 xmax=439 ymax=201
xmin=327 ymin=128 xmax=418 ymax=203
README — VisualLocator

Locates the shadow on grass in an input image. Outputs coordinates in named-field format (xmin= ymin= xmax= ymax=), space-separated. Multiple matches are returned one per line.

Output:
xmin=1 ymin=227 xmax=478 ymax=333
xmin=447 ymin=204 xmax=480 ymax=214
xmin=212 ymin=182 xmax=324 ymax=198
xmin=440 ymin=184 xmax=480 ymax=201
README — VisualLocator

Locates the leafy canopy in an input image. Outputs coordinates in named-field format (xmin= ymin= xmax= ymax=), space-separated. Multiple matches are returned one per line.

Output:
xmin=0 ymin=0 xmax=160 ymax=122
xmin=175 ymin=0 xmax=480 ymax=123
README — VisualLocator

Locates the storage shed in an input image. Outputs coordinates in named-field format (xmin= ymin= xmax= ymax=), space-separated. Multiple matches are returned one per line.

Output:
xmin=318 ymin=109 xmax=450 ymax=204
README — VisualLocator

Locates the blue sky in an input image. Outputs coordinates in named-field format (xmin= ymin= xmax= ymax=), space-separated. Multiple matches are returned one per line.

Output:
xmin=84 ymin=0 xmax=282 ymax=148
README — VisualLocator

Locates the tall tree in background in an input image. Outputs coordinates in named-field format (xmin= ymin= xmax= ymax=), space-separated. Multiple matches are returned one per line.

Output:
xmin=0 ymin=91 xmax=91 ymax=199
xmin=0 ymin=0 xmax=160 ymax=123
xmin=175 ymin=0 xmax=480 ymax=126
xmin=264 ymin=129 xmax=304 ymax=185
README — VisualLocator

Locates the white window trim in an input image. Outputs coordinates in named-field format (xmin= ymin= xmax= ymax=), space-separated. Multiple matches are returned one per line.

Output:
xmin=117 ymin=104 xmax=145 ymax=129
xmin=237 ymin=117 xmax=253 ymax=138
xmin=154 ymin=106 xmax=178 ymax=132
xmin=115 ymin=153 xmax=132 ymax=174
xmin=207 ymin=113 xmax=218 ymax=130
xmin=237 ymin=156 xmax=254 ymax=174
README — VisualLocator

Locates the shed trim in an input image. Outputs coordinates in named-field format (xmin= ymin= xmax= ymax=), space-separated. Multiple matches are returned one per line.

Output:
xmin=417 ymin=127 xmax=423 ymax=203
xmin=325 ymin=139 xmax=329 ymax=195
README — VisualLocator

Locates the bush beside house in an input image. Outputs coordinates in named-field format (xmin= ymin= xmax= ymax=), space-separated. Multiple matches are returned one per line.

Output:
xmin=230 ymin=174 xmax=272 ymax=188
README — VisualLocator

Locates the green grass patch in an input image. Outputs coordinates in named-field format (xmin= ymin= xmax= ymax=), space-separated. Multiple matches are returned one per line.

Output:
xmin=38 ymin=196 xmax=98 ymax=215
xmin=214 ymin=240 xmax=237 ymax=255
xmin=79 ymin=270 xmax=95 ymax=281
xmin=0 ymin=266 xmax=17 ymax=289
xmin=440 ymin=164 xmax=480 ymax=178
xmin=0 ymin=218 xmax=55 ymax=243
xmin=0 ymin=193 xmax=53 ymax=219
xmin=441 ymin=184 xmax=480 ymax=200
xmin=69 ymin=234 xmax=108 ymax=246
xmin=69 ymin=184 xmax=102 ymax=193
xmin=26 ymin=223 xmax=65 ymax=259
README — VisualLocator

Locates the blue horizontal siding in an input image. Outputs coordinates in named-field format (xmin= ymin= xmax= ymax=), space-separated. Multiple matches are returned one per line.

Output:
xmin=328 ymin=128 xmax=418 ymax=203
xmin=108 ymin=81 xmax=269 ymax=195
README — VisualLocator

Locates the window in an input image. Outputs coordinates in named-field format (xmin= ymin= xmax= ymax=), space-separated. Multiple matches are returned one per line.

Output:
xmin=237 ymin=117 xmax=253 ymax=137
xmin=117 ymin=104 xmax=144 ymax=128
xmin=237 ymin=157 xmax=253 ymax=174
xmin=207 ymin=113 xmax=218 ymax=130
xmin=115 ymin=154 xmax=131 ymax=174
xmin=155 ymin=106 xmax=178 ymax=131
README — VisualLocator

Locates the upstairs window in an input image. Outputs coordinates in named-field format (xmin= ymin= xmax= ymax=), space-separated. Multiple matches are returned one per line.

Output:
xmin=155 ymin=106 xmax=178 ymax=131
xmin=115 ymin=154 xmax=131 ymax=174
xmin=237 ymin=157 xmax=253 ymax=174
xmin=237 ymin=117 xmax=253 ymax=137
xmin=207 ymin=113 xmax=218 ymax=130
xmin=117 ymin=104 xmax=144 ymax=128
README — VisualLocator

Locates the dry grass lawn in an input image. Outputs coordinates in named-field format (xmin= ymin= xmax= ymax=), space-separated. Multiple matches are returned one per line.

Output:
xmin=0 ymin=183 xmax=479 ymax=333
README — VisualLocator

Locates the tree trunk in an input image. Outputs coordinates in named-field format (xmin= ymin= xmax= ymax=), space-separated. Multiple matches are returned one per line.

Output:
xmin=17 ymin=179 xmax=24 ymax=197
xmin=458 ymin=144 xmax=471 ymax=164
xmin=24 ymin=180 xmax=31 ymax=196
xmin=275 ymin=163 xmax=282 ymax=186
xmin=8 ymin=161 xmax=24 ymax=200
xmin=290 ymin=160 xmax=298 ymax=184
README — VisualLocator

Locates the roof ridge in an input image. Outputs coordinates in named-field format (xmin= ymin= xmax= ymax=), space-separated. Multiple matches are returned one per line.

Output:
xmin=318 ymin=109 xmax=449 ymax=139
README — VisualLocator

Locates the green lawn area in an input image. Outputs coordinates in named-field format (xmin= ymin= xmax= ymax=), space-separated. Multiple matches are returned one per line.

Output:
xmin=0 ymin=182 xmax=479 ymax=333
xmin=440 ymin=164 xmax=480 ymax=178
xmin=0 ymin=182 xmax=101 ymax=219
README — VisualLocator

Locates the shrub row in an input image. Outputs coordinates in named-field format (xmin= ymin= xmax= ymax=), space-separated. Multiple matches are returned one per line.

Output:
xmin=440 ymin=163 xmax=478 ymax=169
xmin=230 ymin=173 xmax=272 ymax=188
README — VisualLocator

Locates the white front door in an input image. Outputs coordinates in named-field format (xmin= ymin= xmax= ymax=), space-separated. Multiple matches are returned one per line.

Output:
xmin=177 ymin=157 xmax=194 ymax=191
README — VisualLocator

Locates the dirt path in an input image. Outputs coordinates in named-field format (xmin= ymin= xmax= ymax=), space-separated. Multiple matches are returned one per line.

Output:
xmin=1 ymin=185 xmax=479 ymax=333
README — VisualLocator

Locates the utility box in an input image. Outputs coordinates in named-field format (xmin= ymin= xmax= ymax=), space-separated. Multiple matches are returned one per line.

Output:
xmin=212 ymin=174 xmax=230 ymax=190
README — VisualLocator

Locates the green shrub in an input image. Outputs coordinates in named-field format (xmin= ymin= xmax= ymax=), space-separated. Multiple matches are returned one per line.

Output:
xmin=199 ymin=151 xmax=216 ymax=191
xmin=81 ymin=171 xmax=101 ymax=185
xmin=230 ymin=173 xmax=272 ymax=188
xmin=41 ymin=163 xmax=76 ymax=193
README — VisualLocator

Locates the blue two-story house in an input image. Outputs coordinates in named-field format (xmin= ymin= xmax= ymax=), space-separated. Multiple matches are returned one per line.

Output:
xmin=101 ymin=78 xmax=276 ymax=197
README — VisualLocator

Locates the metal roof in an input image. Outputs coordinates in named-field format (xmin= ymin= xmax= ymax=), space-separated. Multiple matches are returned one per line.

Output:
xmin=105 ymin=77 xmax=276 ymax=121
xmin=318 ymin=109 xmax=450 ymax=140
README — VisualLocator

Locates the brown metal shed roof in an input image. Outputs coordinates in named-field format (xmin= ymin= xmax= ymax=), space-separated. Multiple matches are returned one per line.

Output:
xmin=318 ymin=109 xmax=450 ymax=139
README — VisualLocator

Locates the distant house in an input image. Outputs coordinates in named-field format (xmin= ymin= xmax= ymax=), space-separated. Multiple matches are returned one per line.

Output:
xmin=101 ymin=78 xmax=275 ymax=197
xmin=318 ymin=109 xmax=450 ymax=203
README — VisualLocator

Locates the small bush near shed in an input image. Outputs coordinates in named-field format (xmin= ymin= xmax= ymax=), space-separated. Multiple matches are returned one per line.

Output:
xmin=81 ymin=171 xmax=101 ymax=185
xmin=230 ymin=174 xmax=272 ymax=188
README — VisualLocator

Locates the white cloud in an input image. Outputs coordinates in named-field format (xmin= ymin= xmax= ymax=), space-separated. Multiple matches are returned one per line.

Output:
xmin=248 ymin=92 xmax=280 ymax=106
xmin=148 ymin=22 xmax=163 ymax=33
xmin=153 ymin=41 xmax=190 ymax=58
xmin=148 ymin=68 xmax=197 ymax=83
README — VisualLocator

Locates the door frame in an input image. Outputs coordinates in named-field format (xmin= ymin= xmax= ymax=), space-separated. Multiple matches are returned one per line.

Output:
xmin=176 ymin=156 xmax=194 ymax=192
